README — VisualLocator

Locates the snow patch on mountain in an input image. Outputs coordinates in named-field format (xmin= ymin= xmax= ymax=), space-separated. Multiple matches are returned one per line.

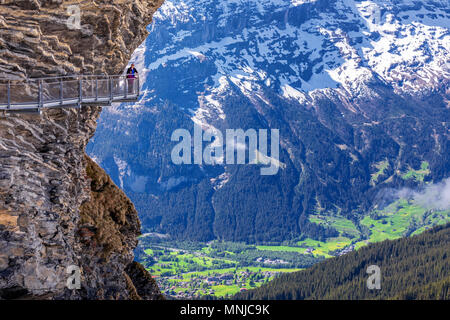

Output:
xmin=210 ymin=172 xmax=230 ymax=190
xmin=159 ymin=176 xmax=188 ymax=191
xmin=148 ymin=0 xmax=449 ymax=98
xmin=114 ymin=155 xmax=129 ymax=189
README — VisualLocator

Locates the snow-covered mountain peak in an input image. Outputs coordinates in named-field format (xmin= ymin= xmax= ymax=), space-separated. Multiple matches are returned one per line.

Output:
xmin=134 ymin=0 xmax=449 ymax=102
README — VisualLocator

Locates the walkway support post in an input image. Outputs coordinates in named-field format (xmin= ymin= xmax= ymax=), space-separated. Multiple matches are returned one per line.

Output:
xmin=78 ymin=77 xmax=82 ymax=109
xmin=38 ymin=80 xmax=42 ymax=112
xmin=7 ymin=81 xmax=10 ymax=110
xmin=125 ymin=76 xmax=128 ymax=99
xmin=60 ymin=78 xmax=63 ymax=105
xmin=95 ymin=78 xmax=98 ymax=101
xmin=109 ymin=76 xmax=113 ymax=103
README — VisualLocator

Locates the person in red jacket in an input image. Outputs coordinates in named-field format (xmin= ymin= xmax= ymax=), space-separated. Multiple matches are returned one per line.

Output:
xmin=126 ymin=63 xmax=138 ymax=94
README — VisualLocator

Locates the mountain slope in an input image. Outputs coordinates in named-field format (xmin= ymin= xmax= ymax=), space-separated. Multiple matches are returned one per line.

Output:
xmin=234 ymin=223 xmax=450 ymax=300
xmin=88 ymin=0 xmax=450 ymax=242
xmin=0 ymin=0 xmax=164 ymax=300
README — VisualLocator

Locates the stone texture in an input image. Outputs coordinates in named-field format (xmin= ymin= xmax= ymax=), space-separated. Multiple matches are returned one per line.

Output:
xmin=125 ymin=261 xmax=164 ymax=300
xmin=0 ymin=0 xmax=165 ymax=78
xmin=0 ymin=0 xmax=165 ymax=299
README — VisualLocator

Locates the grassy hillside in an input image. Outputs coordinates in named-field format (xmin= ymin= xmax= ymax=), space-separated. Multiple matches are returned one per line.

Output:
xmin=234 ymin=223 xmax=450 ymax=300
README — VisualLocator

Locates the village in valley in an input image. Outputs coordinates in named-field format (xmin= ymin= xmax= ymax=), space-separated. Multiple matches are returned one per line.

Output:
xmin=135 ymin=235 xmax=322 ymax=298
xmin=136 ymin=201 xmax=450 ymax=299
xmin=159 ymin=269 xmax=281 ymax=299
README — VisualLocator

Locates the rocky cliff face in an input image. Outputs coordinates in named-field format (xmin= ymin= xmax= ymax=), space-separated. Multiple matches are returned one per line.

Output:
xmin=0 ymin=0 xmax=164 ymax=299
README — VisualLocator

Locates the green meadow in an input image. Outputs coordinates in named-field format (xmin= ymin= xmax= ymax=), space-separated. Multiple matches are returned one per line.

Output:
xmin=370 ymin=159 xmax=389 ymax=185
xmin=401 ymin=161 xmax=431 ymax=182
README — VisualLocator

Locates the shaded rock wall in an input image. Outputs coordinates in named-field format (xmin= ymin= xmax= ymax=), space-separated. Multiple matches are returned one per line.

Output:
xmin=76 ymin=156 xmax=163 ymax=299
xmin=0 ymin=0 xmax=164 ymax=299
xmin=0 ymin=0 xmax=164 ymax=78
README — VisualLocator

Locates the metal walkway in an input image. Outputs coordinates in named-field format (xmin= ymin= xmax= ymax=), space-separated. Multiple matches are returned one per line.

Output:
xmin=0 ymin=75 xmax=140 ymax=114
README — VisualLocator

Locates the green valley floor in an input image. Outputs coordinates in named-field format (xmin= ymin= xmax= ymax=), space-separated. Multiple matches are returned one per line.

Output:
xmin=136 ymin=198 xmax=450 ymax=299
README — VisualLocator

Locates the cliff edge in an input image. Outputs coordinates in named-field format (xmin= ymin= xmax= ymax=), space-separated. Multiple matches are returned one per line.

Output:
xmin=0 ymin=0 xmax=165 ymax=299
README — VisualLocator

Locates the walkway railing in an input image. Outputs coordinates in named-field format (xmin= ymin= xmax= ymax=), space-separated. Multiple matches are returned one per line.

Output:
xmin=0 ymin=74 xmax=140 ymax=113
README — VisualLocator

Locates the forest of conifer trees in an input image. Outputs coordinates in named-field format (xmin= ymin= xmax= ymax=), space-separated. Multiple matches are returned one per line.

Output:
xmin=235 ymin=224 xmax=449 ymax=300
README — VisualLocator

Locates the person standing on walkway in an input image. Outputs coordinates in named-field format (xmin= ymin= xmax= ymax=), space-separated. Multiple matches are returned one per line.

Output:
xmin=126 ymin=63 xmax=138 ymax=94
